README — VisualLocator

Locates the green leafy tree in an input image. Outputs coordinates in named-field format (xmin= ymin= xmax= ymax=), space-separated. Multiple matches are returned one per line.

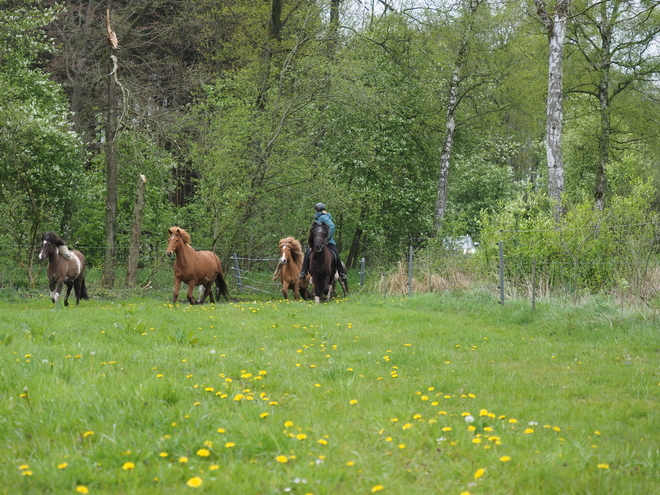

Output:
xmin=0 ymin=2 xmax=84 ymax=286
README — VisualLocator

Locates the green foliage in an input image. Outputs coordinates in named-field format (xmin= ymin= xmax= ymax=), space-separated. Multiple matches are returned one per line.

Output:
xmin=0 ymin=2 xmax=83 ymax=282
xmin=481 ymin=181 xmax=659 ymax=293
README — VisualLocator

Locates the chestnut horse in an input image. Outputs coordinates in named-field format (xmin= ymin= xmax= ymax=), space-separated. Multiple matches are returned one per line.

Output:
xmin=307 ymin=222 xmax=342 ymax=304
xmin=165 ymin=227 xmax=230 ymax=305
xmin=272 ymin=237 xmax=310 ymax=301
xmin=38 ymin=232 xmax=89 ymax=306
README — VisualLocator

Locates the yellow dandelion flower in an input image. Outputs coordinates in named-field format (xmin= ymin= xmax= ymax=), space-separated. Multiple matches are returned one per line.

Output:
xmin=349 ymin=399 xmax=358 ymax=405
xmin=225 ymin=442 xmax=235 ymax=448
xmin=75 ymin=487 xmax=89 ymax=494
xmin=21 ymin=470 xmax=33 ymax=476
xmin=524 ymin=428 xmax=534 ymax=434
xmin=472 ymin=438 xmax=482 ymax=444
xmin=82 ymin=430 xmax=94 ymax=438
xmin=508 ymin=418 xmax=518 ymax=424
xmin=260 ymin=412 xmax=269 ymax=418
xmin=217 ymin=428 xmax=225 ymax=433
xmin=474 ymin=468 xmax=485 ymax=479
xmin=197 ymin=448 xmax=211 ymax=457
xmin=159 ymin=452 xmax=169 ymax=458
xmin=347 ymin=461 xmax=355 ymax=466
xmin=58 ymin=462 xmax=68 ymax=469
xmin=372 ymin=485 xmax=385 ymax=493
xmin=179 ymin=457 xmax=188 ymax=463
xmin=276 ymin=455 xmax=288 ymax=463
xmin=442 ymin=427 xmax=452 ymax=432
xmin=284 ymin=421 xmax=294 ymax=428
xmin=500 ymin=456 xmax=511 ymax=462
xmin=402 ymin=423 xmax=413 ymax=430
xmin=186 ymin=476 xmax=203 ymax=488
xmin=598 ymin=463 xmax=610 ymax=469
xmin=210 ymin=465 xmax=219 ymax=470
xmin=122 ymin=462 xmax=135 ymax=470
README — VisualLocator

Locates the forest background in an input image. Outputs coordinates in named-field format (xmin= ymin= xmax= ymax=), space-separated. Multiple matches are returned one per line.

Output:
xmin=2 ymin=0 xmax=660 ymax=300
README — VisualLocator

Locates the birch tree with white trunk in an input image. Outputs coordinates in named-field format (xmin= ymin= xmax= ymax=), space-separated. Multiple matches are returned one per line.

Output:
xmin=536 ymin=0 xmax=569 ymax=220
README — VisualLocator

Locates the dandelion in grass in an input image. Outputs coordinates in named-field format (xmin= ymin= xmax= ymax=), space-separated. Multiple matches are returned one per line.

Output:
xmin=284 ymin=421 xmax=294 ymax=428
xmin=76 ymin=487 xmax=89 ymax=494
xmin=276 ymin=455 xmax=288 ymax=463
xmin=349 ymin=399 xmax=358 ymax=405
xmin=159 ymin=452 xmax=169 ymax=458
xmin=296 ymin=434 xmax=307 ymax=440
xmin=122 ymin=462 xmax=135 ymax=470
xmin=210 ymin=465 xmax=219 ymax=470
xmin=598 ymin=463 xmax=610 ymax=469
xmin=217 ymin=428 xmax=226 ymax=433
xmin=318 ymin=439 xmax=328 ymax=446
xmin=474 ymin=468 xmax=485 ymax=479
xmin=524 ymin=428 xmax=534 ymax=434
xmin=225 ymin=442 xmax=235 ymax=448
xmin=21 ymin=470 xmax=33 ymax=476
xmin=442 ymin=427 xmax=452 ymax=432
xmin=82 ymin=430 xmax=94 ymax=438
xmin=402 ymin=423 xmax=413 ymax=430
xmin=464 ymin=415 xmax=474 ymax=424
xmin=508 ymin=419 xmax=518 ymax=424
xmin=58 ymin=462 xmax=68 ymax=469
xmin=197 ymin=448 xmax=211 ymax=457
xmin=500 ymin=456 xmax=511 ymax=462
xmin=186 ymin=476 xmax=203 ymax=488
xmin=179 ymin=457 xmax=188 ymax=463
xmin=260 ymin=412 xmax=269 ymax=418
xmin=372 ymin=485 xmax=385 ymax=493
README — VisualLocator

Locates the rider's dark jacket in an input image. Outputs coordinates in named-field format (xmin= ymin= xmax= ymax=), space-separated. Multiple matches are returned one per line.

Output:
xmin=314 ymin=211 xmax=336 ymax=245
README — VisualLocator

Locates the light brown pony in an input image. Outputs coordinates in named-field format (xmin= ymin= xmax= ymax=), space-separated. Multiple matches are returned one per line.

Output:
xmin=165 ymin=227 xmax=230 ymax=305
xmin=272 ymin=237 xmax=310 ymax=301
xmin=38 ymin=232 xmax=89 ymax=306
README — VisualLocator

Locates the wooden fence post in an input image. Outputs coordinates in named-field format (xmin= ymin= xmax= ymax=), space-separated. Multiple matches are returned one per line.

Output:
xmin=126 ymin=174 xmax=146 ymax=287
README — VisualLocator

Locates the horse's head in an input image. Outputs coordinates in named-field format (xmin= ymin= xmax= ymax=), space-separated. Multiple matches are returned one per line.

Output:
xmin=39 ymin=232 xmax=64 ymax=260
xmin=278 ymin=241 xmax=289 ymax=266
xmin=310 ymin=222 xmax=328 ymax=253
xmin=166 ymin=227 xmax=190 ymax=256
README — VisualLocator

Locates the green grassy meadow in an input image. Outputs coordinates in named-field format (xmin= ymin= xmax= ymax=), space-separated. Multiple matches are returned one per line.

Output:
xmin=1 ymin=290 xmax=659 ymax=494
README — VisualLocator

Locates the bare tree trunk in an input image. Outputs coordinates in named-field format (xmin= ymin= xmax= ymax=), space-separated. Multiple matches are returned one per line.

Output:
xmin=434 ymin=0 xmax=482 ymax=231
xmin=594 ymin=2 xmax=614 ymax=212
xmin=126 ymin=174 xmax=146 ymax=287
xmin=537 ymin=0 xmax=569 ymax=221
xmin=434 ymin=67 xmax=460 ymax=231
xmin=102 ymin=9 xmax=119 ymax=287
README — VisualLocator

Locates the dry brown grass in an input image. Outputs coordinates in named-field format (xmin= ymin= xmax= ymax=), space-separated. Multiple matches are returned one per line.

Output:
xmin=377 ymin=261 xmax=474 ymax=295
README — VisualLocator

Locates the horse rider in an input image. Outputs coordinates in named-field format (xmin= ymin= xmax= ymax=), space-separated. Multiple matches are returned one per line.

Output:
xmin=299 ymin=203 xmax=348 ymax=282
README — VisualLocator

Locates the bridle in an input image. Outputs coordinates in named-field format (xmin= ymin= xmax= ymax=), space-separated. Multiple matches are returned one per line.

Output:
xmin=312 ymin=226 xmax=327 ymax=252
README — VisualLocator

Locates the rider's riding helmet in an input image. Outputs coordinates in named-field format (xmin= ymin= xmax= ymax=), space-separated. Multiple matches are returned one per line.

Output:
xmin=314 ymin=203 xmax=326 ymax=212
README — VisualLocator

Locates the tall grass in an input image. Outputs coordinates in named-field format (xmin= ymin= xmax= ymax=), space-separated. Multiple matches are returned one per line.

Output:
xmin=0 ymin=291 xmax=658 ymax=494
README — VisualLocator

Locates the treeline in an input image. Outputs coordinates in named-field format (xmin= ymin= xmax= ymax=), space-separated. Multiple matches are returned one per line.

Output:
xmin=1 ymin=0 xmax=660 ymax=290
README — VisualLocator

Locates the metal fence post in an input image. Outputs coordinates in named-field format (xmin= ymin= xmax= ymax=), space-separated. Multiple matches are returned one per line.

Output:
xmin=532 ymin=259 xmax=536 ymax=310
xmin=359 ymin=257 xmax=365 ymax=287
xmin=498 ymin=241 xmax=505 ymax=305
xmin=408 ymin=243 xmax=413 ymax=296
xmin=232 ymin=253 xmax=243 ymax=292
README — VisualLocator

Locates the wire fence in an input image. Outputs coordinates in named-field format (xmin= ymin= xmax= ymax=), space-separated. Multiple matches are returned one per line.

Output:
xmin=3 ymin=221 xmax=660 ymax=305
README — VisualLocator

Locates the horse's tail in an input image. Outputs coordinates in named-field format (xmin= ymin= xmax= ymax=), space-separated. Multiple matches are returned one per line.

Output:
xmin=216 ymin=272 xmax=230 ymax=301
xmin=79 ymin=277 xmax=90 ymax=301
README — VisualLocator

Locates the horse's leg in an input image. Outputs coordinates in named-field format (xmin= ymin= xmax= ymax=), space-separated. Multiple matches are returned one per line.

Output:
xmin=282 ymin=281 xmax=289 ymax=300
xmin=172 ymin=277 xmax=182 ymax=304
xmin=199 ymin=283 xmax=214 ymax=305
xmin=186 ymin=282 xmax=197 ymax=305
xmin=63 ymin=281 xmax=73 ymax=307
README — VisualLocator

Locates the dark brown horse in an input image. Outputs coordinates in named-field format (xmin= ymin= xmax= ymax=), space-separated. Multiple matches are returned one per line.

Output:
xmin=38 ymin=232 xmax=89 ymax=306
xmin=165 ymin=227 xmax=230 ymax=305
xmin=308 ymin=222 xmax=339 ymax=304
xmin=272 ymin=237 xmax=310 ymax=301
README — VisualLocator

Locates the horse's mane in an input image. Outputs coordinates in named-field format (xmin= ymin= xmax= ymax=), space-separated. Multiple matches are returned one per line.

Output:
xmin=280 ymin=237 xmax=303 ymax=265
xmin=308 ymin=222 xmax=328 ymax=247
xmin=169 ymin=227 xmax=191 ymax=244
xmin=43 ymin=232 xmax=65 ymax=247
